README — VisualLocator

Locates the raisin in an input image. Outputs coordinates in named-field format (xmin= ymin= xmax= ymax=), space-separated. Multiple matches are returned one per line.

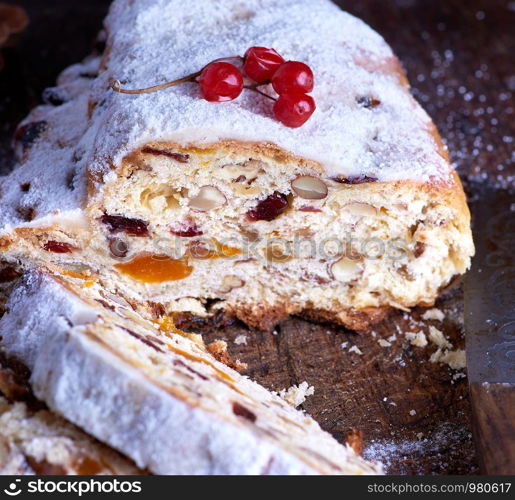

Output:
xmin=232 ymin=402 xmax=257 ymax=423
xmin=331 ymin=175 xmax=378 ymax=184
xmin=247 ymin=192 xmax=289 ymax=221
xmin=414 ymin=241 xmax=426 ymax=258
xmin=20 ymin=182 xmax=30 ymax=193
xmin=170 ymin=221 xmax=203 ymax=237
xmin=100 ymin=215 xmax=149 ymax=237
xmin=43 ymin=241 xmax=76 ymax=253
xmin=42 ymin=87 xmax=66 ymax=106
xmin=15 ymin=121 xmax=47 ymax=150
xmin=141 ymin=146 xmax=190 ymax=163
xmin=357 ymin=96 xmax=381 ymax=109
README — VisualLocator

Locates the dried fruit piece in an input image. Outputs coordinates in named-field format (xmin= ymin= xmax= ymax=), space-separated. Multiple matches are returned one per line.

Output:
xmin=188 ymin=186 xmax=226 ymax=211
xmin=330 ymin=257 xmax=362 ymax=282
xmin=115 ymin=253 xmax=193 ymax=283
xmin=232 ymin=402 xmax=257 ymax=422
xmin=291 ymin=176 xmax=328 ymax=200
xmin=331 ymin=175 xmax=378 ymax=184
xmin=15 ymin=121 xmax=47 ymax=151
xmin=170 ymin=220 xmax=203 ymax=237
xmin=141 ymin=146 xmax=190 ymax=163
xmin=187 ymin=239 xmax=241 ymax=259
xmin=43 ymin=241 xmax=76 ymax=253
xmin=247 ymin=192 xmax=289 ymax=221
xmin=100 ymin=215 xmax=149 ymax=237
xmin=357 ymin=96 xmax=381 ymax=109
xmin=414 ymin=241 xmax=426 ymax=257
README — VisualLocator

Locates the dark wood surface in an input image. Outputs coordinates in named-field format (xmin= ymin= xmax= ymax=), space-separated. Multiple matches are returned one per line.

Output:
xmin=1 ymin=0 xmax=514 ymax=474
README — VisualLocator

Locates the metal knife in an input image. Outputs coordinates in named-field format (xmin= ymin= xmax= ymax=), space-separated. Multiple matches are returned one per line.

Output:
xmin=464 ymin=183 xmax=515 ymax=474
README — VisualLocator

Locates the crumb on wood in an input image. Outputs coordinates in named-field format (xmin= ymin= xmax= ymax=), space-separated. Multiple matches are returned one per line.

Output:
xmin=346 ymin=429 xmax=364 ymax=455
xmin=431 ymin=348 xmax=467 ymax=370
xmin=405 ymin=331 xmax=428 ymax=347
xmin=234 ymin=334 xmax=247 ymax=345
xmin=378 ymin=338 xmax=391 ymax=347
xmin=349 ymin=345 xmax=363 ymax=355
xmin=206 ymin=340 xmax=247 ymax=371
xmin=422 ymin=307 xmax=445 ymax=321
xmin=428 ymin=325 xmax=452 ymax=349
xmin=277 ymin=381 xmax=314 ymax=408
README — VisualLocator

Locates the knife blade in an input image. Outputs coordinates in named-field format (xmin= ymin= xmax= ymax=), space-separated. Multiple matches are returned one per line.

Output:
xmin=464 ymin=183 xmax=515 ymax=474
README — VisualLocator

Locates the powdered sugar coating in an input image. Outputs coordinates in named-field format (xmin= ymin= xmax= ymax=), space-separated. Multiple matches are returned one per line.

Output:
xmin=86 ymin=0 xmax=450 ymax=184
xmin=0 ymin=0 xmax=452 ymax=233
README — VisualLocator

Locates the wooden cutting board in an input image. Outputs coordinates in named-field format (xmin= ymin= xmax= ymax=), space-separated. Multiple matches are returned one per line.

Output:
xmin=1 ymin=0 xmax=513 ymax=474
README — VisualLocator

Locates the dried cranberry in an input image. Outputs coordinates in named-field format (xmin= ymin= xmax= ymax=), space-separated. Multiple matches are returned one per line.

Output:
xmin=43 ymin=241 xmax=76 ymax=253
xmin=247 ymin=192 xmax=289 ymax=221
xmin=232 ymin=402 xmax=257 ymax=422
xmin=331 ymin=175 xmax=378 ymax=184
xmin=414 ymin=241 xmax=426 ymax=258
xmin=141 ymin=146 xmax=190 ymax=163
xmin=100 ymin=215 xmax=149 ymax=237
xmin=15 ymin=121 xmax=47 ymax=150
xmin=170 ymin=221 xmax=203 ymax=237
xmin=357 ymin=96 xmax=381 ymax=109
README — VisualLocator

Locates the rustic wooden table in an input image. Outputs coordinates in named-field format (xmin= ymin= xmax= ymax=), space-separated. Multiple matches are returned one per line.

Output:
xmin=1 ymin=0 xmax=513 ymax=474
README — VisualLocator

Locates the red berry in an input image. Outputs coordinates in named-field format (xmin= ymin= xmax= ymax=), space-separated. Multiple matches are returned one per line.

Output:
xmin=247 ymin=192 xmax=289 ymax=221
xmin=199 ymin=62 xmax=243 ymax=102
xmin=243 ymin=46 xmax=285 ymax=83
xmin=272 ymin=61 xmax=314 ymax=95
xmin=273 ymin=93 xmax=316 ymax=128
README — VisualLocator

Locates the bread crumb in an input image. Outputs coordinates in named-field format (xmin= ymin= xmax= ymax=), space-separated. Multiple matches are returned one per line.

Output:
xmin=206 ymin=340 xmax=247 ymax=371
xmin=349 ymin=345 xmax=363 ymax=355
xmin=430 ymin=348 xmax=466 ymax=370
xmin=378 ymin=339 xmax=391 ymax=347
xmin=340 ymin=341 xmax=348 ymax=349
xmin=278 ymin=381 xmax=314 ymax=408
xmin=409 ymin=409 xmax=417 ymax=416
xmin=234 ymin=334 xmax=247 ymax=345
xmin=406 ymin=331 xmax=428 ymax=347
xmin=416 ymin=432 xmax=424 ymax=439
xmin=422 ymin=308 xmax=445 ymax=321
xmin=387 ymin=334 xmax=397 ymax=342
xmin=428 ymin=326 xmax=452 ymax=349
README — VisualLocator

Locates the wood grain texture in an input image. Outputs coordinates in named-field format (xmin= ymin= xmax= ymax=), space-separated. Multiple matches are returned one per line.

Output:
xmin=470 ymin=383 xmax=515 ymax=474
xmin=1 ymin=0 xmax=514 ymax=474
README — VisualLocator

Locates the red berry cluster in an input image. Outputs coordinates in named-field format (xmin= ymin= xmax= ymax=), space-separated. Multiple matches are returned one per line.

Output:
xmin=111 ymin=47 xmax=316 ymax=128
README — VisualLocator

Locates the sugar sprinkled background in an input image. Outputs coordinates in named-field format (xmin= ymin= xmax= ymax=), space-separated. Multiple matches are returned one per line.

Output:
xmin=0 ymin=0 xmax=513 ymax=474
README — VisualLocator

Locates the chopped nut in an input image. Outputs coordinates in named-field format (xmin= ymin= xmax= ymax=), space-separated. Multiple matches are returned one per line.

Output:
xmin=343 ymin=202 xmax=377 ymax=218
xmin=188 ymin=186 xmax=226 ymax=211
xmin=330 ymin=257 xmax=362 ymax=282
xmin=291 ymin=176 xmax=328 ymax=200
xmin=217 ymin=275 xmax=245 ymax=293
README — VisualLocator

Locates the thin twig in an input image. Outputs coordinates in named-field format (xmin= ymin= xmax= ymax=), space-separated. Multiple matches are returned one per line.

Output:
xmin=110 ymin=55 xmax=244 ymax=95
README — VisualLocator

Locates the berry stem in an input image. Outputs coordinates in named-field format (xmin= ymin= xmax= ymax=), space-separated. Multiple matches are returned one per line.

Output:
xmin=245 ymin=83 xmax=276 ymax=101
xmin=111 ymin=56 xmax=243 ymax=95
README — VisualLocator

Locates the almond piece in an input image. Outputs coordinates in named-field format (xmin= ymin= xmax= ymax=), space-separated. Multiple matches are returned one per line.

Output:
xmin=218 ymin=275 xmax=245 ymax=293
xmin=330 ymin=257 xmax=362 ymax=282
xmin=291 ymin=176 xmax=328 ymax=200
xmin=188 ymin=186 xmax=226 ymax=211
xmin=343 ymin=202 xmax=377 ymax=218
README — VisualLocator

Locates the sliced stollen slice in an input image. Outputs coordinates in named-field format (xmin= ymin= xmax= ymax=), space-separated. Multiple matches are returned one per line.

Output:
xmin=0 ymin=0 xmax=474 ymax=331
xmin=0 ymin=267 xmax=382 ymax=475
xmin=0 ymin=362 xmax=141 ymax=475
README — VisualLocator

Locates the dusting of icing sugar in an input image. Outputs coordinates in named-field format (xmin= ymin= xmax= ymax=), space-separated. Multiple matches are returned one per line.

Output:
xmin=0 ymin=0 xmax=454 ymax=233
xmin=82 ymin=0 xmax=451 ymax=184
xmin=0 ymin=58 xmax=97 ymax=232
